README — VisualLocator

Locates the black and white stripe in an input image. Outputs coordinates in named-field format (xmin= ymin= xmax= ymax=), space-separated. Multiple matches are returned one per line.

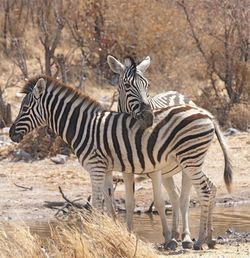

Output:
xmin=107 ymin=55 xmax=233 ymax=249
xmin=9 ymin=75 xmax=232 ymax=250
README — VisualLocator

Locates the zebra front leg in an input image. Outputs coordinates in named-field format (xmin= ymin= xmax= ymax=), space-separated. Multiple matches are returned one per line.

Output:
xmin=123 ymin=173 xmax=135 ymax=232
xmin=89 ymin=170 xmax=106 ymax=210
xmin=180 ymin=172 xmax=193 ymax=249
xmin=149 ymin=171 xmax=173 ymax=248
xmin=104 ymin=171 xmax=116 ymax=218
xmin=161 ymin=176 xmax=180 ymax=240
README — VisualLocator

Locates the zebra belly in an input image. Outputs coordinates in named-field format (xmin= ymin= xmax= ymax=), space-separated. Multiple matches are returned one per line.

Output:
xmin=110 ymin=152 xmax=178 ymax=175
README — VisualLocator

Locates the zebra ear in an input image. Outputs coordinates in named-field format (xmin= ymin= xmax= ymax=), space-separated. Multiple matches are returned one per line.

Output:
xmin=137 ymin=56 xmax=150 ymax=74
xmin=33 ymin=78 xmax=46 ymax=98
xmin=107 ymin=55 xmax=125 ymax=74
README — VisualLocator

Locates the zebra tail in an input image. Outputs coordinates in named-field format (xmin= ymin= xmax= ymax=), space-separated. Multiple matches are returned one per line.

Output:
xmin=214 ymin=120 xmax=233 ymax=193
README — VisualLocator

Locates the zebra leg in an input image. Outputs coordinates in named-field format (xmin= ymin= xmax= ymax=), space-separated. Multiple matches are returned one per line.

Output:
xmin=161 ymin=176 xmax=180 ymax=240
xmin=206 ymin=179 xmax=217 ymax=248
xmin=123 ymin=173 xmax=135 ymax=232
xmin=103 ymin=171 xmax=116 ymax=218
xmin=180 ymin=173 xmax=193 ymax=249
xmin=186 ymin=170 xmax=214 ymax=250
xmin=180 ymin=172 xmax=193 ymax=249
xmin=149 ymin=171 xmax=173 ymax=247
xmin=89 ymin=170 xmax=106 ymax=210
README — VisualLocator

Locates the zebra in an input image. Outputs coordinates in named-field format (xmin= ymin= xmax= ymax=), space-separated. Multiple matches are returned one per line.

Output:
xmin=9 ymin=75 xmax=232 ymax=250
xmin=107 ymin=55 xmax=232 ymax=248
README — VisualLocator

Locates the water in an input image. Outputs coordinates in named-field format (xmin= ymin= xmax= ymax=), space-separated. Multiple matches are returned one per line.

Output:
xmin=26 ymin=204 xmax=250 ymax=243
xmin=132 ymin=205 xmax=250 ymax=243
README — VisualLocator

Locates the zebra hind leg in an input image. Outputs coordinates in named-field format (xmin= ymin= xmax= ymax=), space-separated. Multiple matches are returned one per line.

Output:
xmin=185 ymin=169 xmax=215 ymax=250
xmin=206 ymin=178 xmax=217 ymax=248
xmin=180 ymin=172 xmax=193 ymax=249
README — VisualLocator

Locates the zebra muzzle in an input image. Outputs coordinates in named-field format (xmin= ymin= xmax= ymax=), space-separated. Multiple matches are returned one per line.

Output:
xmin=9 ymin=124 xmax=23 ymax=143
xmin=137 ymin=110 xmax=154 ymax=129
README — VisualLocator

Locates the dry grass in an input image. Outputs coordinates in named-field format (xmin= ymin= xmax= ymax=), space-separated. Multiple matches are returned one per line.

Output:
xmin=0 ymin=211 xmax=159 ymax=258
xmin=228 ymin=104 xmax=250 ymax=131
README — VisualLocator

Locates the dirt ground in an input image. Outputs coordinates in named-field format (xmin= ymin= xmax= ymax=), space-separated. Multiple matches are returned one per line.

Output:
xmin=0 ymin=129 xmax=250 ymax=256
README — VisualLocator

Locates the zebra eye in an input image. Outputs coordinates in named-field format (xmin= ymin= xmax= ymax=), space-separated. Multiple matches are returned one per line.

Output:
xmin=124 ymin=83 xmax=131 ymax=89
xmin=22 ymin=106 xmax=29 ymax=112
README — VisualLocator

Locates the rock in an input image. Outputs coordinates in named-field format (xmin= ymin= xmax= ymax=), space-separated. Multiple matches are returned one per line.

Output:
xmin=12 ymin=149 xmax=33 ymax=162
xmin=223 ymin=128 xmax=240 ymax=136
xmin=226 ymin=228 xmax=234 ymax=235
xmin=16 ymin=92 xmax=25 ymax=98
xmin=1 ymin=127 xmax=10 ymax=134
xmin=50 ymin=154 xmax=68 ymax=164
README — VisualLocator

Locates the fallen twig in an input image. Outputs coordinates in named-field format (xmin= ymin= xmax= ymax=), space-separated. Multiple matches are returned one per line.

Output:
xmin=44 ymin=186 xmax=91 ymax=218
xmin=14 ymin=183 xmax=33 ymax=191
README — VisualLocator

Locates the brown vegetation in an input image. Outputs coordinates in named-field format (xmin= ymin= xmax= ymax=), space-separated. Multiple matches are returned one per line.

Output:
xmin=0 ymin=1 xmax=249 ymax=151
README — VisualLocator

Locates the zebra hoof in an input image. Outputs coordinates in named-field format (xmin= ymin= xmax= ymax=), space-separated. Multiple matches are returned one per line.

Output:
xmin=182 ymin=240 xmax=193 ymax=249
xmin=193 ymin=242 xmax=203 ymax=250
xmin=207 ymin=239 xmax=217 ymax=249
xmin=165 ymin=239 xmax=178 ymax=250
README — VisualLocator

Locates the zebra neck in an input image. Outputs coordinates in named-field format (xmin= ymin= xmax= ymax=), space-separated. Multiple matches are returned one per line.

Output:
xmin=44 ymin=87 xmax=102 ymax=149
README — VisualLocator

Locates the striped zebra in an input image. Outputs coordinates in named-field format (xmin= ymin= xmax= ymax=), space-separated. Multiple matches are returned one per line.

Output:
xmin=107 ymin=55 xmax=232 ymax=248
xmin=9 ymin=75 xmax=232 ymax=250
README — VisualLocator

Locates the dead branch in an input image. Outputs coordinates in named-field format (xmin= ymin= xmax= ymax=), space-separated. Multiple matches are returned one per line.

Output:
xmin=76 ymin=54 xmax=88 ymax=91
xmin=14 ymin=183 xmax=33 ymax=191
xmin=177 ymin=0 xmax=208 ymax=64
xmin=38 ymin=3 xmax=65 ymax=76
xmin=11 ymin=37 xmax=28 ymax=79
xmin=44 ymin=186 xmax=91 ymax=218
xmin=56 ymin=54 xmax=68 ymax=83
xmin=36 ymin=56 xmax=44 ymax=74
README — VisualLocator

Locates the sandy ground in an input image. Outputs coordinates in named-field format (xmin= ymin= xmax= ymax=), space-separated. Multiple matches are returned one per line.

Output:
xmin=0 ymin=130 xmax=250 ymax=256
xmin=1 ymin=132 xmax=250 ymax=219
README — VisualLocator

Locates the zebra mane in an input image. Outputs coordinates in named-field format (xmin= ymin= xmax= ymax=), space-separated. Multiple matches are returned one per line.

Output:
xmin=21 ymin=75 xmax=104 ymax=110
xmin=21 ymin=75 xmax=47 ymax=94
xmin=124 ymin=56 xmax=137 ymax=78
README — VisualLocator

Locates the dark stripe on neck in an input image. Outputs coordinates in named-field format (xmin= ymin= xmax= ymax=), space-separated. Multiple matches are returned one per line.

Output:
xmin=122 ymin=114 xmax=134 ymax=173
xmin=111 ymin=114 xmax=125 ymax=171
xmin=103 ymin=113 xmax=114 ymax=166
xmin=135 ymin=127 xmax=145 ymax=170
xmin=59 ymin=93 xmax=78 ymax=137
xmin=96 ymin=111 xmax=106 ymax=158
xmin=73 ymin=102 xmax=93 ymax=150
xmin=82 ymin=110 xmax=98 ymax=162
xmin=66 ymin=101 xmax=82 ymax=144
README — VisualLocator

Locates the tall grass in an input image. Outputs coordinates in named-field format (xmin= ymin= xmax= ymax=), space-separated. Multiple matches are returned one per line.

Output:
xmin=0 ymin=211 xmax=159 ymax=258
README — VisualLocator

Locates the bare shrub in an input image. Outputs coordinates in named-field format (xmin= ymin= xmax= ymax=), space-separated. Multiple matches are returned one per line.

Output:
xmin=228 ymin=104 xmax=250 ymax=131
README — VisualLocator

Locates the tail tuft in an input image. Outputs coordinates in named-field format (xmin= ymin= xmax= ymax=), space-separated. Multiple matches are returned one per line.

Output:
xmin=214 ymin=120 xmax=233 ymax=194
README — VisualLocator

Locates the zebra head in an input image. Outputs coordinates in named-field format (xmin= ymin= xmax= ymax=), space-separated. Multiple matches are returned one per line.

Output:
xmin=9 ymin=77 xmax=47 ymax=143
xmin=107 ymin=55 xmax=154 ymax=129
